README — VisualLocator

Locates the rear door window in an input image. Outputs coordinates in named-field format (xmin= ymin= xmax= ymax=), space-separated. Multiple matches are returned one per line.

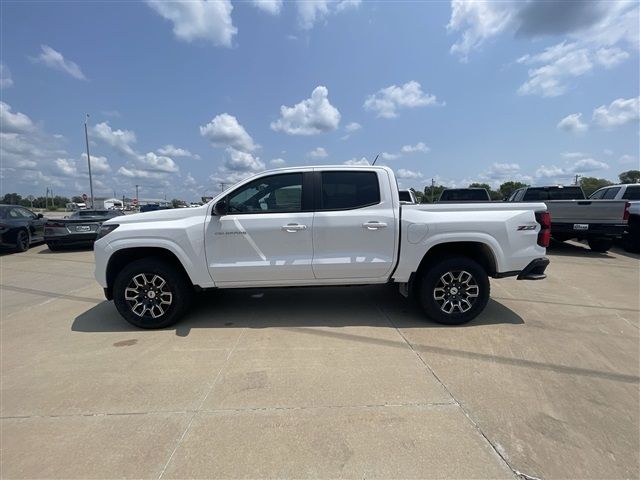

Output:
xmin=602 ymin=187 xmax=620 ymax=199
xmin=319 ymin=171 xmax=380 ymax=210
xmin=589 ymin=189 xmax=606 ymax=199
xmin=622 ymin=186 xmax=640 ymax=200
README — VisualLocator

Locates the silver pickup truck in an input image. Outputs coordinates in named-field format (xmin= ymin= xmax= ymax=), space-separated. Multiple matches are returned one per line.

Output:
xmin=507 ymin=185 xmax=629 ymax=252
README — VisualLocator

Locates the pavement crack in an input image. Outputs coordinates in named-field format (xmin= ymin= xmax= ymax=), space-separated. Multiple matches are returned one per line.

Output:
xmin=156 ymin=327 xmax=246 ymax=480
xmin=378 ymin=304 xmax=526 ymax=480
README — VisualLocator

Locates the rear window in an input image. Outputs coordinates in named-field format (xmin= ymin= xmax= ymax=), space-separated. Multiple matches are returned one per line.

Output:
xmin=439 ymin=189 xmax=489 ymax=201
xmin=522 ymin=187 xmax=585 ymax=201
xmin=398 ymin=191 xmax=412 ymax=202
xmin=623 ymin=186 xmax=640 ymax=200
xmin=320 ymin=171 xmax=380 ymax=210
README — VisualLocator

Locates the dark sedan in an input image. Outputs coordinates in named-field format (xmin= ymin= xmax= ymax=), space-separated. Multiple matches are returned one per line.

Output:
xmin=0 ymin=205 xmax=47 ymax=252
xmin=45 ymin=209 xmax=124 ymax=250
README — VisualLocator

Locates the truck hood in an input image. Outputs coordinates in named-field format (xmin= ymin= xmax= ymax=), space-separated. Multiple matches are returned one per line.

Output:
xmin=104 ymin=205 xmax=208 ymax=225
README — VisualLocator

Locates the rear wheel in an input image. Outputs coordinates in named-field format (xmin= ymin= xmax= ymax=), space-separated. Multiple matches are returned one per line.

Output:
xmin=587 ymin=237 xmax=613 ymax=253
xmin=113 ymin=258 xmax=192 ymax=329
xmin=15 ymin=229 xmax=30 ymax=252
xmin=418 ymin=256 xmax=490 ymax=325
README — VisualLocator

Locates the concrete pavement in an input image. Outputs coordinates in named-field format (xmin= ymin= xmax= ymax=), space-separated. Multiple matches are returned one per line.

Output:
xmin=1 ymin=241 xmax=638 ymax=478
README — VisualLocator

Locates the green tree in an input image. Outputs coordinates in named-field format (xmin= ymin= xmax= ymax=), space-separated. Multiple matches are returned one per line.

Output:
xmin=579 ymin=177 xmax=613 ymax=196
xmin=72 ymin=196 xmax=83 ymax=203
xmin=499 ymin=181 xmax=529 ymax=199
xmin=468 ymin=183 xmax=501 ymax=201
xmin=410 ymin=188 xmax=423 ymax=203
xmin=2 ymin=193 xmax=22 ymax=205
xmin=619 ymin=170 xmax=640 ymax=184
xmin=171 ymin=198 xmax=186 ymax=208
xmin=423 ymin=184 xmax=447 ymax=203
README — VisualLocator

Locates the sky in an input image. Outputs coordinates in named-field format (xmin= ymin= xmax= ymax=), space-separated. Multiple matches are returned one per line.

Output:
xmin=1 ymin=0 xmax=639 ymax=201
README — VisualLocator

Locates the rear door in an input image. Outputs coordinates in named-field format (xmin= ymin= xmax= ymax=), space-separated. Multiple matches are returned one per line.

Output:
xmin=312 ymin=169 xmax=397 ymax=280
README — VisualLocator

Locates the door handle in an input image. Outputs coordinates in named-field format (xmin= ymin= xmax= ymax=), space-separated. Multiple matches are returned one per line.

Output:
xmin=362 ymin=221 xmax=387 ymax=230
xmin=282 ymin=223 xmax=307 ymax=232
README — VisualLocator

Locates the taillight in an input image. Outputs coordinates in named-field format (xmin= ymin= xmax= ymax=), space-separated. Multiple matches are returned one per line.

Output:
xmin=535 ymin=211 xmax=551 ymax=248
xmin=45 ymin=222 xmax=65 ymax=228
xmin=624 ymin=202 xmax=630 ymax=221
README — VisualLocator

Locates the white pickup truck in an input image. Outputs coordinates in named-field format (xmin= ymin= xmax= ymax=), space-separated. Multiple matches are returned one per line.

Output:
xmin=94 ymin=166 xmax=550 ymax=329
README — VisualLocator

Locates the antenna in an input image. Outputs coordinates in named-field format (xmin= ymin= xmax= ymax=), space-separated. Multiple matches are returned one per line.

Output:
xmin=371 ymin=154 xmax=380 ymax=166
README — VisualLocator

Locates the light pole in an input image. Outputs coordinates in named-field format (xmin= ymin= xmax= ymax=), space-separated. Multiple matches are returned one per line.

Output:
xmin=135 ymin=184 xmax=140 ymax=211
xmin=84 ymin=114 xmax=95 ymax=209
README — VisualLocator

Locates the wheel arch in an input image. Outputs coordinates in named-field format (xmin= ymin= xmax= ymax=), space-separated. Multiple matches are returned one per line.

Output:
xmin=410 ymin=241 xmax=496 ymax=296
xmin=105 ymin=247 xmax=194 ymax=299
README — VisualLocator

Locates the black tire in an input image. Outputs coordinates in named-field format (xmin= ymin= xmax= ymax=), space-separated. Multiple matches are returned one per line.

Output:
xmin=587 ymin=237 xmax=613 ymax=253
xmin=418 ymin=255 xmax=490 ymax=325
xmin=15 ymin=229 xmax=30 ymax=252
xmin=113 ymin=258 xmax=193 ymax=329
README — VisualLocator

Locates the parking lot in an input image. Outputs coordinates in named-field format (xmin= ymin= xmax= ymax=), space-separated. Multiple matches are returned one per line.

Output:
xmin=1 ymin=242 xmax=638 ymax=479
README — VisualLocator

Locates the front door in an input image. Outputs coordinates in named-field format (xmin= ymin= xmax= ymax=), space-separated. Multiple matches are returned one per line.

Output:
xmin=206 ymin=171 xmax=314 ymax=285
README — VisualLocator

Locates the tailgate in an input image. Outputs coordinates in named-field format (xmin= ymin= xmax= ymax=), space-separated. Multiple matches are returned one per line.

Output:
xmin=545 ymin=200 xmax=627 ymax=224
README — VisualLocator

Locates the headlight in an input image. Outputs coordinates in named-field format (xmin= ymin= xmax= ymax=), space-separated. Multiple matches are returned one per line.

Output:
xmin=96 ymin=223 xmax=119 ymax=240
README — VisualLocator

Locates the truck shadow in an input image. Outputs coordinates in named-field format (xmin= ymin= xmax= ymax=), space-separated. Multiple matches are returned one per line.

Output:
xmin=547 ymin=240 xmax=614 ymax=258
xmin=72 ymin=284 xmax=523 ymax=335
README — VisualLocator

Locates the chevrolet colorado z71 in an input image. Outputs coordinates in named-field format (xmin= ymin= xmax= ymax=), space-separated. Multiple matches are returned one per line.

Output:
xmin=94 ymin=166 xmax=550 ymax=328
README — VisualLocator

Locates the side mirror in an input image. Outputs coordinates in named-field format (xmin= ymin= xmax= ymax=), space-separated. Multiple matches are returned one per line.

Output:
xmin=213 ymin=200 xmax=228 ymax=216
xmin=37 ymin=213 xmax=44 ymax=219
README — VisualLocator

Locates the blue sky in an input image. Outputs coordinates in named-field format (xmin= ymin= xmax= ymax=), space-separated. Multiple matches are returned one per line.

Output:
xmin=1 ymin=0 xmax=638 ymax=201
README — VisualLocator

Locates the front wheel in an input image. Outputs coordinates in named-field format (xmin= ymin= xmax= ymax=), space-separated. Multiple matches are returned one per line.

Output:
xmin=113 ymin=258 xmax=193 ymax=329
xmin=587 ymin=237 xmax=613 ymax=253
xmin=418 ymin=256 xmax=490 ymax=325
xmin=15 ymin=229 xmax=30 ymax=252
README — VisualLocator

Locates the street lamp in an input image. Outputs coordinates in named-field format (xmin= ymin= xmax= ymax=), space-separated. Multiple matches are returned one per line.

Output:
xmin=84 ymin=114 xmax=95 ymax=209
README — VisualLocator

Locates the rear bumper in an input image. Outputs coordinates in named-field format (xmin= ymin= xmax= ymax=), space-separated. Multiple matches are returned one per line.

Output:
xmin=45 ymin=233 xmax=97 ymax=246
xmin=494 ymin=257 xmax=549 ymax=280
xmin=552 ymin=223 xmax=627 ymax=238
xmin=517 ymin=257 xmax=549 ymax=280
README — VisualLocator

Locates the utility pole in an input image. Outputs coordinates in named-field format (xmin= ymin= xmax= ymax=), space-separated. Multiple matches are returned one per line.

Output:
xmin=135 ymin=184 xmax=140 ymax=211
xmin=84 ymin=114 xmax=95 ymax=209
xmin=219 ymin=183 xmax=227 ymax=192
xmin=574 ymin=174 xmax=581 ymax=186
xmin=430 ymin=178 xmax=435 ymax=203
xmin=45 ymin=187 xmax=48 ymax=209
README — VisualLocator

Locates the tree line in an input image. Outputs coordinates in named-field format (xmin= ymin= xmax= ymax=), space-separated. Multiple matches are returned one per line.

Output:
xmin=411 ymin=170 xmax=640 ymax=203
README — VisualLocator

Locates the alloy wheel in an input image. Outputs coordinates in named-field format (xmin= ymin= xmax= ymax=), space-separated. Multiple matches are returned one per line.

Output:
xmin=124 ymin=273 xmax=173 ymax=318
xmin=432 ymin=270 xmax=480 ymax=314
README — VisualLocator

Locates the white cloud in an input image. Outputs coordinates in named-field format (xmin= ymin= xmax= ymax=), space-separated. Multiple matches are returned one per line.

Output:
xmin=536 ymin=156 xmax=609 ymax=180
xmin=54 ymin=158 xmax=77 ymax=177
xmin=592 ymin=97 xmax=640 ymax=128
xmin=396 ymin=169 xmax=423 ymax=179
xmin=401 ymin=142 xmax=430 ymax=154
xmin=0 ymin=102 xmax=35 ymax=133
xmin=594 ymin=47 xmax=630 ymax=68
xmin=80 ymin=153 xmax=111 ymax=174
xmin=344 ymin=157 xmax=369 ymax=166
xmin=225 ymin=148 xmax=265 ymax=172
xmin=0 ymin=64 xmax=13 ymax=88
xmin=138 ymin=152 xmax=179 ymax=173
xmin=448 ymin=2 xmax=638 ymax=96
xmin=296 ymin=0 xmax=361 ymax=30
xmin=200 ymin=113 xmax=258 ymax=152
xmin=146 ymin=0 xmax=236 ymax=47
xmin=32 ymin=45 xmax=86 ymax=80
xmin=117 ymin=166 xmax=170 ymax=180
xmin=271 ymin=86 xmax=341 ymax=135
xmin=252 ymin=0 xmax=282 ymax=15
xmin=270 ymin=158 xmax=286 ymax=166
xmin=364 ymin=81 xmax=441 ymax=118
xmin=557 ymin=113 xmax=588 ymax=133
xmin=210 ymin=170 xmax=255 ymax=187
xmin=380 ymin=152 xmax=400 ymax=160
xmin=157 ymin=144 xmax=199 ymax=159
xmin=345 ymin=122 xmax=362 ymax=132
xmin=91 ymin=122 xmax=137 ymax=157
xmin=307 ymin=147 xmax=328 ymax=158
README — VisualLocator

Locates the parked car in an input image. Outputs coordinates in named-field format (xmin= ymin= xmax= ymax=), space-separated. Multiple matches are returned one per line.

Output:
xmin=44 ymin=209 xmax=124 ymax=250
xmin=140 ymin=204 xmax=170 ymax=213
xmin=507 ymin=185 xmax=629 ymax=252
xmin=0 ymin=205 xmax=46 ymax=252
xmin=398 ymin=189 xmax=417 ymax=204
xmin=94 ymin=166 xmax=550 ymax=329
xmin=589 ymin=184 xmax=640 ymax=251
xmin=437 ymin=188 xmax=491 ymax=202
